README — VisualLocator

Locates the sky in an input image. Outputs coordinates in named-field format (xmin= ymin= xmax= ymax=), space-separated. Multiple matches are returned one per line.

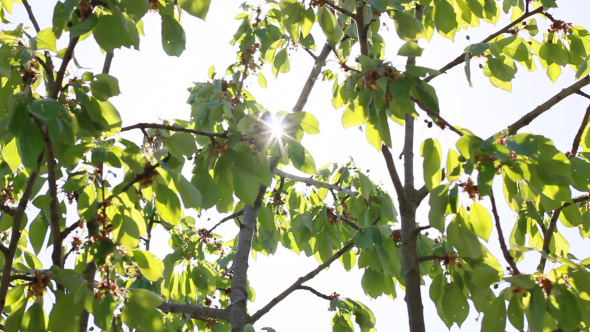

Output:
xmin=6 ymin=0 xmax=590 ymax=331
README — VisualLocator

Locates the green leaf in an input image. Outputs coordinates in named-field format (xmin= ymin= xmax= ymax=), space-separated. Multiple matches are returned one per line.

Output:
xmin=34 ymin=28 xmax=57 ymax=52
xmin=48 ymin=293 xmax=84 ymax=331
xmin=69 ymin=14 xmax=98 ymax=37
xmin=361 ymin=268 xmax=384 ymax=298
xmin=485 ymin=56 xmax=517 ymax=82
xmin=354 ymin=229 xmax=374 ymax=249
xmin=398 ymin=41 xmax=423 ymax=57
xmin=22 ymin=302 xmax=46 ymax=332
xmin=173 ymin=174 xmax=202 ymax=209
xmin=421 ymin=138 xmax=442 ymax=191
xmin=161 ymin=14 xmax=186 ymax=56
xmin=273 ymin=48 xmax=290 ymax=76
xmin=434 ymin=0 xmax=458 ymax=36
xmin=93 ymin=12 xmax=139 ymax=52
xmin=297 ymin=111 xmax=320 ymax=135
xmin=128 ymin=288 xmax=164 ymax=309
xmin=17 ymin=118 xmax=44 ymax=170
xmin=165 ymin=132 xmax=198 ymax=157
xmin=122 ymin=0 xmax=150 ymax=21
xmin=28 ymin=99 xmax=62 ymax=121
xmin=179 ymin=0 xmax=211 ymax=20
xmin=90 ymin=74 xmax=120 ymax=101
xmin=447 ymin=213 xmax=482 ymax=259
xmin=442 ymin=281 xmax=469 ymax=325
xmin=317 ymin=7 xmax=343 ymax=46
xmin=508 ymin=294 xmax=524 ymax=331
xmin=481 ymin=296 xmax=506 ymax=332
xmin=29 ymin=215 xmax=48 ymax=255
xmin=1 ymin=139 xmax=21 ymax=172
xmin=391 ymin=10 xmax=426 ymax=41
xmin=258 ymin=72 xmax=267 ymax=88
xmin=467 ymin=202 xmax=492 ymax=241
xmin=154 ymin=183 xmax=182 ymax=226
xmin=527 ymin=287 xmax=545 ymax=332
xmin=429 ymin=185 xmax=448 ymax=232
xmin=112 ymin=208 xmax=146 ymax=250
xmin=539 ymin=42 xmax=569 ymax=66
xmin=131 ymin=249 xmax=164 ymax=281
xmin=575 ymin=54 xmax=590 ymax=79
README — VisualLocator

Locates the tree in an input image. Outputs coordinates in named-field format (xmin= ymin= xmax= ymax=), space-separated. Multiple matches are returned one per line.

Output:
xmin=0 ymin=0 xmax=589 ymax=331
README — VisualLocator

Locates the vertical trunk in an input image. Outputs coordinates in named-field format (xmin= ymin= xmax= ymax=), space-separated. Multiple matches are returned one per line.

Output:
xmin=229 ymin=203 xmax=261 ymax=332
xmin=400 ymin=112 xmax=426 ymax=332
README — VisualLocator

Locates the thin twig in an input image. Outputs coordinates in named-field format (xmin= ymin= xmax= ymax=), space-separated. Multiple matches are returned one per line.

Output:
xmin=158 ymin=303 xmax=229 ymax=322
xmin=249 ymin=241 xmax=355 ymax=323
xmin=120 ymin=123 xmax=228 ymax=139
xmin=208 ymin=210 xmax=244 ymax=233
xmin=412 ymin=225 xmax=431 ymax=235
xmin=504 ymin=76 xmax=590 ymax=135
xmin=273 ymin=169 xmax=358 ymax=196
xmin=297 ymin=285 xmax=333 ymax=300
xmin=539 ymin=194 xmax=590 ymax=271
xmin=60 ymin=220 xmax=82 ymax=239
xmin=570 ymin=104 xmax=590 ymax=157
xmin=418 ymin=254 xmax=446 ymax=263
xmin=425 ymin=7 xmax=544 ymax=82
xmin=323 ymin=0 xmax=356 ymax=18
xmin=51 ymin=36 xmax=80 ymax=99
xmin=489 ymin=189 xmax=520 ymax=275
xmin=411 ymin=97 xmax=464 ymax=136
xmin=22 ymin=0 xmax=41 ymax=32
xmin=302 ymin=47 xmax=318 ymax=61
xmin=340 ymin=216 xmax=361 ymax=231
xmin=576 ymin=91 xmax=590 ymax=100
xmin=381 ymin=144 xmax=409 ymax=208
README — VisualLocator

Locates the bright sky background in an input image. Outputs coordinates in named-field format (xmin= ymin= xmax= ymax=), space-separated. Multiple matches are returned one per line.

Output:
xmin=7 ymin=0 xmax=590 ymax=331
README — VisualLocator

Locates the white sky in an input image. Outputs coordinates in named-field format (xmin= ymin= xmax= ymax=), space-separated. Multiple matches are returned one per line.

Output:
xmin=6 ymin=0 xmax=590 ymax=331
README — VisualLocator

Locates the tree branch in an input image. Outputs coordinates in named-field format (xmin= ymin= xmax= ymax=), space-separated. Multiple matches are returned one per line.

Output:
xmin=51 ymin=36 xmax=80 ymax=99
xmin=576 ymin=90 xmax=590 ymax=100
xmin=249 ymin=241 xmax=355 ymax=323
xmin=208 ymin=210 xmax=244 ymax=233
xmin=229 ymin=184 xmax=270 ymax=332
xmin=102 ymin=52 xmax=114 ymax=75
xmin=292 ymin=42 xmax=332 ymax=113
xmin=0 ymin=205 xmax=14 ymax=217
xmin=411 ymin=97 xmax=464 ymax=136
xmin=158 ymin=302 xmax=229 ymax=322
xmin=60 ymin=220 xmax=82 ymax=239
xmin=273 ymin=169 xmax=358 ymax=196
xmin=539 ymin=195 xmax=590 ymax=271
xmin=570 ymin=104 xmax=590 ymax=157
xmin=297 ymin=285 xmax=333 ymax=300
xmin=381 ymin=144 xmax=409 ymax=208
xmin=489 ymin=189 xmax=520 ymax=275
xmin=323 ymin=0 xmax=356 ymax=19
xmin=0 ymin=154 xmax=42 ymax=314
xmin=414 ymin=185 xmax=429 ymax=207
xmin=425 ymin=7 xmax=544 ymax=82
xmin=505 ymin=76 xmax=590 ymax=135
xmin=120 ymin=123 xmax=228 ymax=139
xmin=340 ymin=216 xmax=361 ymax=231
xmin=399 ymin=5 xmax=427 ymax=331
xmin=418 ymin=254 xmax=446 ymax=263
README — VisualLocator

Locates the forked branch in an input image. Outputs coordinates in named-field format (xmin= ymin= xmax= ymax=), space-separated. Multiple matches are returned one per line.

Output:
xmin=249 ymin=241 xmax=355 ymax=323
xmin=121 ymin=123 xmax=228 ymax=139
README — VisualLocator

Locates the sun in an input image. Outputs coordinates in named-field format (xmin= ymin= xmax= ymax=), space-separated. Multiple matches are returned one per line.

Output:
xmin=268 ymin=114 xmax=285 ymax=139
